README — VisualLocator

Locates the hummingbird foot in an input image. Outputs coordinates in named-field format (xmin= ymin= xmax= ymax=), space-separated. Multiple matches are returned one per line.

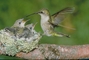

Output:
xmin=56 ymin=32 xmax=70 ymax=38
xmin=64 ymin=34 xmax=70 ymax=38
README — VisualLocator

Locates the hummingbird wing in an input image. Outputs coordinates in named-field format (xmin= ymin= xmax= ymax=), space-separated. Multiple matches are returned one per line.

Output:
xmin=5 ymin=27 xmax=16 ymax=34
xmin=51 ymin=7 xmax=75 ymax=27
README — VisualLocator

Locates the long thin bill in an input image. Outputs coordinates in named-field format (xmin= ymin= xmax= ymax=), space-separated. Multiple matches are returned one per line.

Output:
xmin=25 ymin=12 xmax=38 ymax=18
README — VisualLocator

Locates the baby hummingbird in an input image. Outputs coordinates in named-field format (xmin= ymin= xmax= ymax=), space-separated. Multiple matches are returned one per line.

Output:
xmin=26 ymin=22 xmax=37 ymax=32
xmin=36 ymin=7 xmax=75 ymax=38
xmin=25 ymin=22 xmax=38 ymax=38
xmin=5 ymin=18 xmax=28 ymax=38
xmin=16 ymin=22 xmax=38 ymax=42
xmin=12 ymin=18 xmax=27 ymax=28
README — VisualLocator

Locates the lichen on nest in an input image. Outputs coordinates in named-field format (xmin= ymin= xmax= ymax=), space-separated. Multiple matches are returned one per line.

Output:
xmin=0 ymin=23 xmax=42 ymax=56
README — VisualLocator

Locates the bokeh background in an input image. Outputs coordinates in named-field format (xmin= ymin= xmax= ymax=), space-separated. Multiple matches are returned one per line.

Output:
xmin=0 ymin=0 xmax=89 ymax=59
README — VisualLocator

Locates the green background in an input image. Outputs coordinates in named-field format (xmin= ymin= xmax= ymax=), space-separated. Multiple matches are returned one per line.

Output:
xmin=0 ymin=0 xmax=89 ymax=59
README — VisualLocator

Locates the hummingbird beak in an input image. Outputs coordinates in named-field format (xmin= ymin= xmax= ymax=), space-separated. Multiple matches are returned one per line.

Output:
xmin=26 ymin=20 xmax=30 ymax=22
xmin=33 ymin=22 xmax=38 ymax=27
xmin=25 ymin=13 xmax=37 ymax=18
xmin=24 ymin=11 xmax=41 ymax=18
xmin=36 ymin=11 xmax=42 ymax=14
xmin=35 ymin=12 xmax=40 ymax=14
xmin=31 ymin=22 xmax=38 ymax=29
xmin=22 ymin=20 xmax=29 ymax=23
xmin=21 ymin=17 xmax=30 ymax=23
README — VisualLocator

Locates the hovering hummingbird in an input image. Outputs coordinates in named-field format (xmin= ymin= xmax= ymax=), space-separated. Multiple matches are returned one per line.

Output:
xmin=35 ymin=7 xmax=75 ymax=37
xmin=5 ymin=18 xmax=28 ymax=38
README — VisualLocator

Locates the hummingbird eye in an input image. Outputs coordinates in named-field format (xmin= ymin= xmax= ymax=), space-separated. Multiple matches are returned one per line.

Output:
xmin=19 ymin=22 xmax=21 ymax=24
xmin=30 ymin=27 xmax=32 ymax=29
xmin=40 ymin=11 xmax=44 ymax=14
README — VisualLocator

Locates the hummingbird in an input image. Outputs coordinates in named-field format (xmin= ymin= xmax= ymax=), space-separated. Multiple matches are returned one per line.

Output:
xmin=36 ymin=7 xmax=75 ymax=37
xmin=26 ymin=22 xmax=37 ymax=32
xmin=25 ymin=22 xmax=38 ymax=38
xmin=12 ymin=18 xmax=28 ymax=28
xmin=17 ymin=22 xmax=38 ymax=42
xmin=5 ymin=18 xmax=28 ymax=38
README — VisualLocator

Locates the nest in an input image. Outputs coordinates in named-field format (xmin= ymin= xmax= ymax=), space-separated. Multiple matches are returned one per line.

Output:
xmin=0 ymin=24 xmax=42 ymax=56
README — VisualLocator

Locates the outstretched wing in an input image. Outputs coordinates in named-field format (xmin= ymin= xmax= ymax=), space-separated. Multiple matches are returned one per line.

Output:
xmin=51 ymin=7 xmax=75 ymax=26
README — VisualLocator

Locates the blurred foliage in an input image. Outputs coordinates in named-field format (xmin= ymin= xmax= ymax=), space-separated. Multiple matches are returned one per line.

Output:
xmin=0 ymin=0 xmax=89 ymax=59
xmin=0 ymin=55 xmax=23 ymax=60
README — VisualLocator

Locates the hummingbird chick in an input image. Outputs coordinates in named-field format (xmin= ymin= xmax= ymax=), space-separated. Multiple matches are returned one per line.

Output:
xmin=12 ymin=18 xmax=27 ymax=28
xmin=36 ymin=7 xmax=75 ymax=38
xmin=26 ymin=22 xmax=37 ymax=32
xmin=5 ymin=18 xmax=28 ymax=39
xmin=25 ymin=22 xmax=38 ymax=38
xmin=16 ymin=22 xmax=38 ymax=42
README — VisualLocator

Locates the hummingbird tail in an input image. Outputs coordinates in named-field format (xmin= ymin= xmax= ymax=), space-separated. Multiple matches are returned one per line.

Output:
xmin=58 ymin=24 xmax=76 ymax=30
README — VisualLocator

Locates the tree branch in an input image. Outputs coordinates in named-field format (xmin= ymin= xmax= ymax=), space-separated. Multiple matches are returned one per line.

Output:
xmin=12 ymin=44 xmax=89 ymax=59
